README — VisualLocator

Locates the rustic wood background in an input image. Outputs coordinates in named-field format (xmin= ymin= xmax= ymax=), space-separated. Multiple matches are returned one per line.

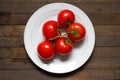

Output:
xmin=0 ymin=0 xmax=120 ymax=80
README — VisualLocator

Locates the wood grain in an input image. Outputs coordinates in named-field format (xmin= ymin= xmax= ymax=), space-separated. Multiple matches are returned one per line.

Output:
xmin=94 ymin=25 xmax=120 ymax=36
xmin=0 ymin=25 xmax=120 ymax=36
xmin=0 ymin=57 xmax=120 ymax=70
xmin=0 ymin=47 xmax=120 ymax=58
xmin=1 ymin=25 xmax=120 ymax=47
xmin=0 ymin=58 xmax=34 ymax=69
xmin=0 ymin=14 xmax=120 ymax=25
xmin=85 ymin=57 xmax=120 ymax=69
xmin=0 ymin=36 xmax=23 ymax=47
xmin=88 ymin=14 xmax=120 ymax=25
xmin=0 ymin=47 xmax=27 ymax=58
xmin=0 ymin=0 xmax=120 ymax=79
xmin=96 ymin=36 xmax=120 ymax=47
xmin=0 ymin=69 xmax=114 ymax=80
xmin=0 ymin=0 xmax=120 ymax=3
xmin=93 ymin=47 xmax=120 ymax=58
xmin=0 ymin=36 xmax=120 ymax=47
xmin=115 ymin=69 xmax=120 ymax=79
xmin=0 ymin=25 xmax=26 ymax=36
xmin=0 ymin=3 xmax=119 ymax=13
xmin=0 ymin=25 xmax=24 ymax=37
xmin=0 ymin=14 xmax=31 ymax=25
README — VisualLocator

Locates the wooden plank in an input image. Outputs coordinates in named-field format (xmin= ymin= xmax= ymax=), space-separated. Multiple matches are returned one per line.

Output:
xmin=115 ymin=69 xmax=120 ymax=80
xmin=84 ymin=58 xmax=120 ymax=69
xmin=0 ymin=58 xmax=34 ymax=69
xmin=0 ymin=0 xmax=120 ymax=3
xmin=0 ymin=3 xmax=46 ymax=14
xmin=0 ymin=36 xmax=120 ymax=47
xmin=88 ymin=14 xmax=120 ymax=25
xmin=96 ymin=36 xmax=120 ymax=47
xmin=0 ymin=3 xmax=119 ymax=13
xmin=74 ymin=3 xmax=120 ymax=14
xmin=67 ymin=69 xmax=114 ymax=80
xmin=0 ymin=47 xmax=28 ymax=58
xmin=0 ymin=25 xmax=24 ymax=37
xmin=1 ymin=25 xmax=120 ymax=36
xmin=0 ymin=57 xmax=119 ymax=69
xmin=93 ymin=47 xmax=120 ymax=58
xmin=0 ymin=14 xmax=31 ymax=25
xmin=87 ymin=0 xmax=120 ymax=2
xmin=0 ymin=13 xmax=120 ymax=25
xmin=94 ymin=25 xmax=120 ymax=36
xmin=0 ymin=69 xmax=114 ymax=80
xmin=0 ymin=47 xmax=120 ymax=58
xmin=0 ymin=36 xmax=24 ymax=47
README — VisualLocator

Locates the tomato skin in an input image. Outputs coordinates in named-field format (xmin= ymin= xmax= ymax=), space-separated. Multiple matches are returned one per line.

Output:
xmin=42 ymin=20 xmax=59 ymax=40
xmin=58 ymin=9 xmax=75 ymax=28
xmin=67 ymin=23 xmax=86 ymax=41
xmin=56 ymin=37 xmax=73 ymax=55
xmin=37 ymin=40 xmax=55 ymax=60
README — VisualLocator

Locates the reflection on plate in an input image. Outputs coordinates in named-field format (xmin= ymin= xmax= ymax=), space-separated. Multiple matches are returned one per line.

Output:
xmin=24 ymin=3 xmax=95 ymax=74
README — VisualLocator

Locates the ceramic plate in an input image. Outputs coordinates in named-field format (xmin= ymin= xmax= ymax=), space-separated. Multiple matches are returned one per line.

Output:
xmin=24 ymin=3 xmax=95 ymax=74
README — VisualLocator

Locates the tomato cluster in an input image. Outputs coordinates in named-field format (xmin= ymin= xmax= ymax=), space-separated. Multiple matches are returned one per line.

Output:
xmin=37 ymin=9 xmax=86 ymax=60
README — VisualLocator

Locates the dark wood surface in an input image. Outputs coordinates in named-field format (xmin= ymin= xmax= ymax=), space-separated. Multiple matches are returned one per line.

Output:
xmin=0 ymin=0 xmax=120 ymax=80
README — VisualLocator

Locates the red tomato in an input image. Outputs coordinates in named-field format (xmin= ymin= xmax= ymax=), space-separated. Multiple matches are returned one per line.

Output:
xmin=37 ymin=40 xmax=55 ymax=60
xmin=67 ymin=23 xmax=86 ymax=41
xmin=58 ymin=9 xmax=75 ymax=28
xmin=56 ymin=37 xmax=73 ymax=55
xmin=42 ymin=20 xmax=61 ymax=40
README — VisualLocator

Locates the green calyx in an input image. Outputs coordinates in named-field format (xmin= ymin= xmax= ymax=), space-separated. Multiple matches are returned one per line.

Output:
xmin=71 ymin=30 xmax=78 ymax=35
xmin=65 ymin=38 xmax=71 ymax=44
xmin=65 ymin=20 xmax=71 ymax=26
xmin=68 ymin=29 xmax=79 ymax=38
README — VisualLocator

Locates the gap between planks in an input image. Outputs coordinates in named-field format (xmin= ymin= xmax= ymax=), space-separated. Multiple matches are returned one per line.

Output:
xmin=0 ymin=2 xmax=120 ymax=14
xmin=0 ymin=13 xmax=120 ymax=25
xmin=0 ymin=0 xmax=120 ymax=3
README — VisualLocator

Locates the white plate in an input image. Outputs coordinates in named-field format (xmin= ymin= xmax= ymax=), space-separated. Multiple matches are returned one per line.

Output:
xmin=24 ymin=3 xmax=95 ymax=74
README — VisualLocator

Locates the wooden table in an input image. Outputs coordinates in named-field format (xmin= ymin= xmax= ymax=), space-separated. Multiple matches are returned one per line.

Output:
xmin=0 ymin=0 xmax=120 ymax=80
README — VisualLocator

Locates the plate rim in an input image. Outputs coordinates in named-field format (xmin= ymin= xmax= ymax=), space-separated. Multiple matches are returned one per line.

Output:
xmin=24 ymin=2 xmax=95 ymax=74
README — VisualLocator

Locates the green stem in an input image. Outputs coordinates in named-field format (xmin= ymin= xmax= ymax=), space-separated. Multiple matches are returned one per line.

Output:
xmin=49 ymin=34 xmax=60 ymax=40
xmin=65 ymin=38 xmax=73 ymax=47
xmin=49 ymin=29 xmax=62 ymax=40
